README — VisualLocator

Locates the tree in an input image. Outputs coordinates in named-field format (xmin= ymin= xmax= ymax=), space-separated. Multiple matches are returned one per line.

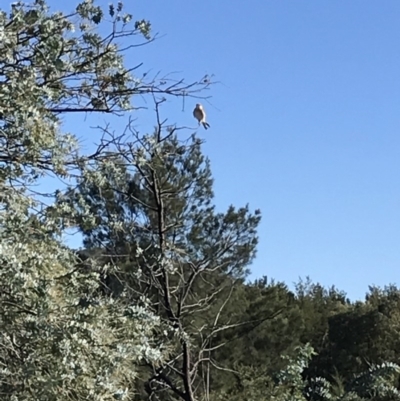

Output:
xmin=0 ymin=1 xmax=210 ymax=399
xmin=216 ymin=344 xmax=400 ymax=401
xmin=209 ymin=277 xmax=302 ymax=394
xmin=63 ymin=98 xmax=262 ymax=401
xmin=306 ymin=285 xmax=400 ymax=383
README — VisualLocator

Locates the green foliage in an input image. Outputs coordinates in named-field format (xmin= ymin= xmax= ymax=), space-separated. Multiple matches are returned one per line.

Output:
xmin=0 ymin=1 xmax=209 ymax=399
xmin=216 ymin=344 xmax=400 ymax=401
xmin=210 ymin=277 xmax=302 ymax=394
xmin=61 ymin=100 xmax=261 ymax=401
xmin=210 ymin=279 xmax=400 ymax=400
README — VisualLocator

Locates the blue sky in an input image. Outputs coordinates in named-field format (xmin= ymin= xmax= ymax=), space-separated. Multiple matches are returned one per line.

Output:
xmin=45 ymin=0 xmax=400 ymax=300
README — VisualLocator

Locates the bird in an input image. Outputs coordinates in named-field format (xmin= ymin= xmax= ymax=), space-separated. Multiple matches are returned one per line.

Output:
xmin=193 ymin=103 xmax=210 ymax=130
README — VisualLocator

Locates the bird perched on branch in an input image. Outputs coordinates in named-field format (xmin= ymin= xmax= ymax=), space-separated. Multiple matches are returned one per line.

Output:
xmin=193 ymin=103 xmax=210 ymax=130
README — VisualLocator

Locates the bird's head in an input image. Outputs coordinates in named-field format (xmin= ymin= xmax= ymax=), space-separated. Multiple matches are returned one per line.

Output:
xmin=196 ymin=103 xmax=203 ymax=109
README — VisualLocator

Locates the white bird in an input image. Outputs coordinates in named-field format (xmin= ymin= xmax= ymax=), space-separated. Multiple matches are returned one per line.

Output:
xmin=193 ymin=103 xmax=210 ymax=130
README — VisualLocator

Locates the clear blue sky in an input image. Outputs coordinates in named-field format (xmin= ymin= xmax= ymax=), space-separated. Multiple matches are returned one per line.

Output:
xmin=45 ymin=0 xmax=400 ymax=300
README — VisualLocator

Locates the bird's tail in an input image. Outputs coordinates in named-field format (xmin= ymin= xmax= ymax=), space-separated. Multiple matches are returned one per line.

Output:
xmin=202 ymin=122 xmax=210 ymax=130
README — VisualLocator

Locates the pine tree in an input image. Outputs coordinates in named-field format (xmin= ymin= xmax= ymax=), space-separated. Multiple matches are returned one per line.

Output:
xmin=65 ymin=98 xmax=262 ymax=401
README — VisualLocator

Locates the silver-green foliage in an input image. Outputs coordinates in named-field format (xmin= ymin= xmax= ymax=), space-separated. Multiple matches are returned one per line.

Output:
xmin=0 ymin=1 xmax=178 ymax=399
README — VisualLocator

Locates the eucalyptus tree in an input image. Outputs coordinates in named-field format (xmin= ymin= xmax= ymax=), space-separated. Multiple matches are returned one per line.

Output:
xmin=0 ymin=1 xmax=209 ymax=399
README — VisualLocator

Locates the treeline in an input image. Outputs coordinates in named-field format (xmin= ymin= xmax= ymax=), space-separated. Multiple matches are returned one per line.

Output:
xmin=212 ymin=278 xmax=400 ymax=394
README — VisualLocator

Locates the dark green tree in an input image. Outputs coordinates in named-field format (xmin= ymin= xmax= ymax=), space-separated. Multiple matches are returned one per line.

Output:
xmin=210 ymin=277 xmax=302 ymax=393
xmin=215 ymin=344 xmax=400 ymax=401
xmin=64 ymin=99 xmax=261 ymax=401
xmin=307 ymin=284 xmax=400 ymax=383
